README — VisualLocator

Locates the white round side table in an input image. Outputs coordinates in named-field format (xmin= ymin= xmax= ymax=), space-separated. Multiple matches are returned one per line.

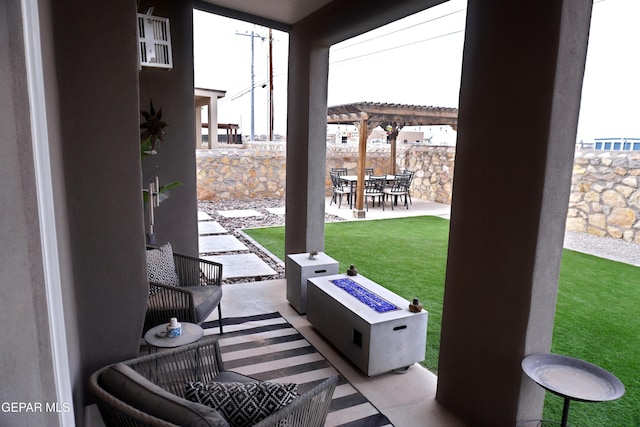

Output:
xmin=144 ymin=322 xmax=204 ymax=352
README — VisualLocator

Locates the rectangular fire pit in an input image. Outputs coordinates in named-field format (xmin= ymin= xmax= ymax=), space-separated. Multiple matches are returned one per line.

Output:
xmin=307 ymin=273 xmax=428 ymax=376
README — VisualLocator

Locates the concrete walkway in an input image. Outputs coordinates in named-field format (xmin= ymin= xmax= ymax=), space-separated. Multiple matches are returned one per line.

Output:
xmin=198 ymin=211 xmax=277 ymax=280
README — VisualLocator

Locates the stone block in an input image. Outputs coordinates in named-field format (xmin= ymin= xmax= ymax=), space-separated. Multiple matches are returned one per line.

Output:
xmin=584 ymin=191 xmax=600 ymax=203
xmin=615 ymin=167 xmax=628 ymax=176
xmin=615 ymin=185 xmax=635 ymax=198
xmin=587 ymin=226 xmax=607 ymax=237
xmin=607 ymin=227 xmax=623 ymax=239
xmin=602 ymin=190 xmax=626 ymax=208
xmin=566 ymin=217 xmax=586 ymax=232
xmin=588 ymin=213 xmax=606 ymax=229
xmin=608 ymin=208 xmax=636 ymax=228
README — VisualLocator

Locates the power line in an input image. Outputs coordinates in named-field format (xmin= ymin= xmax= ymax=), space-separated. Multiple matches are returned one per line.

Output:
xmin=226 ymin=70 xmax=287 ymax=101
xmin=332 ymin=7 xmax=466 ymax=52
xmin=330 ymin=29 xmax=465 ymax=65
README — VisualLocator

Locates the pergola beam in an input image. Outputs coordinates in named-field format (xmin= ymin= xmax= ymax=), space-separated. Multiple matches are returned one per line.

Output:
xmin=327 ymin=102 xmax=458 ymax=129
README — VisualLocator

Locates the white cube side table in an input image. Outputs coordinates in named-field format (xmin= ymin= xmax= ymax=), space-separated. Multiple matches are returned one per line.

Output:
xmin=286 ymin=252 xmax=339 ymax=314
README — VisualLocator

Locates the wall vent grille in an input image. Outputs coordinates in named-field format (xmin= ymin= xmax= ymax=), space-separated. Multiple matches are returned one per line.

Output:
xmin=137 ymin=13 xmax=173 ymax=70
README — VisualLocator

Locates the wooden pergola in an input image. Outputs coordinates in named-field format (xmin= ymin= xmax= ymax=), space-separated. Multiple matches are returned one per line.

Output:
xmin=326 ymin=102 xmax=458 ymax=217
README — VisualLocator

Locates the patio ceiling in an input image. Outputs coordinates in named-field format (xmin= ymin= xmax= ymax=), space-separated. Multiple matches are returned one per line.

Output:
xmin=194 ymin=0 xmax=334 ymax=30
xmin=327 ymin=102 xmax=459 ymax=130
xmin=194 ymin=0 xmax=449 ymax=44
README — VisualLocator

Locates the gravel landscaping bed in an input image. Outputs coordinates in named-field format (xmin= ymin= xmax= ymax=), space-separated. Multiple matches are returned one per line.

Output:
xmin=197 ymin=198 xmax=345 ymax=284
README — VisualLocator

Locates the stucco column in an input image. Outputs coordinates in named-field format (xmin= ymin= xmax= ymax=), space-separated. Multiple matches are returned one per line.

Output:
xmin=195 ymin=102 xmax=204 ymax=148
xmin=207 ymin=95 xmax=218 ymax=147
xmin=436 ymin=1 xmax=592 ymax=425
xmin=285 ymin=28 xmax=330 ymax=256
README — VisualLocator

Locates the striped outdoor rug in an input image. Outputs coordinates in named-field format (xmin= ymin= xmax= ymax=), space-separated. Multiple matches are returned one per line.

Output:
xmin=202 ymin=312 xmax=393 ymax=427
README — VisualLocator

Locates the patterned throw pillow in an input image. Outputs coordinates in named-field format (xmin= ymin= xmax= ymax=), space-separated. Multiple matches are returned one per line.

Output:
xmin=146 ymin=243 xmax=179 ymax=290
xmin=185 ymin=381 xmax=299 ymax=427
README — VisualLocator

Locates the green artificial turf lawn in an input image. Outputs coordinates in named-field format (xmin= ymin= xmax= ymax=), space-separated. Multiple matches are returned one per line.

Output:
xmin=243 ymin=217 xmax=640 ymax=426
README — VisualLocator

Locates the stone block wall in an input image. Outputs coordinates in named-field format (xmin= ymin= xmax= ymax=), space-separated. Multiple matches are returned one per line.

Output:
xmin=197 ymin=142 xmax=455 ymax=203
xmin=401 ymin=146 xmax=455 ymax=204
xmin=325 ymin=143 xmax=456 ymax=203
xmin=567 ymin=151 xmax=640 ymax=243
xmin=196 ymin=147 xmax=286 ymax=200
xmin=196 ymin=144 xmax=640 ymax=243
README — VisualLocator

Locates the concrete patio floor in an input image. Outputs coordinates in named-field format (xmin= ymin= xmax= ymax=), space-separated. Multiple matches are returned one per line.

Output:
xmin=210 ymin=279 xmax=466 ymax=427
xmin=325 ymin=195 xmax=451 ymax=221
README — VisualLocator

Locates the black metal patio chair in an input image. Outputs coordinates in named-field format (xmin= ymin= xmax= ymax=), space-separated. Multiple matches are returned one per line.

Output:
xmin=329 ymin=171 xmax=351 ymax=208
xmin=364 ymin=176 xmax=385 ymax=211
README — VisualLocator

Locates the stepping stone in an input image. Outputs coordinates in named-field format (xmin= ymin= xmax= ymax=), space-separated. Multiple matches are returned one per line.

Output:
xmin=217 ymin=209 xmax=263 ymax=218
xmin=198 ymin=221 xmax=227 ymax=235
xmin=199 ymin=235 xmax=248 ymax=254
xmin=266 ymin=207 xmax=285 ymax=216
xmin=198 ymin=211 xmax=213 ymax=221
xmin=202 ymin=253 xmax=276 ymax=279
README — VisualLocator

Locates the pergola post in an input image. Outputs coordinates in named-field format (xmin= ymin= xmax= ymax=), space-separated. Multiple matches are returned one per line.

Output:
xmin=385 ymin=123 xmax=401 ymax=175
xmin=353 ymin=117 xmax=370 ymax=218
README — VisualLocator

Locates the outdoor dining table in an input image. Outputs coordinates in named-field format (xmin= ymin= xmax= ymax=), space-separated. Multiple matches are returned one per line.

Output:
xmin=340 ymin=174 xmax=395 ymax=209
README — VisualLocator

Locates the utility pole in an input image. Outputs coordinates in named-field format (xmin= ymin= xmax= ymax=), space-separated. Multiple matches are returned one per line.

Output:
xmin=236 ymin=29 xmax=265 ymax=141
xmin=268 ymin=28 xmax=274 ymax=142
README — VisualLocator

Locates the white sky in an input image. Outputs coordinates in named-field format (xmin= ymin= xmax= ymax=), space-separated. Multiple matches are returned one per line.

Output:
xmin=194 ymin=0 xmax=640 ymax=141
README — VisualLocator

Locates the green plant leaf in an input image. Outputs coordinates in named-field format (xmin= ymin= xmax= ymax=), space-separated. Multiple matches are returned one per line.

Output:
xmin=142 ymin=181 xmax=182 ymax=205
xmin=140 ymin=138 xmax=155 ymax=160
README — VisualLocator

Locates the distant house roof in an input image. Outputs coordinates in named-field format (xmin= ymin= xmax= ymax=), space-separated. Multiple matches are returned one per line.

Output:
xmin=327 ymin=102 xmax=458 ymax=130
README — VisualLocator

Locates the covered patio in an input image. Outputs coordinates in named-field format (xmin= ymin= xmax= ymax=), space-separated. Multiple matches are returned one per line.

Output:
xmin=3 ymin=0 xmax=592 ymax=426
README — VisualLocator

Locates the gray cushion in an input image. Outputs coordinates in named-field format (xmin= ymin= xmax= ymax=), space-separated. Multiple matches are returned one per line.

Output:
xmin=100 ymin=364 xmax=229 ymax=427
xmin=189 ymin=285 xmax=223 ymax=322
xmin=212 ymin=371 xmax=256 ymax=384
xmin=185 ymin=381 xmax=298 ymax=427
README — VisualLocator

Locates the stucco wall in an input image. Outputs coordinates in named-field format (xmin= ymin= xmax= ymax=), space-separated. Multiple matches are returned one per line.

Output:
xmin=140 ymin=0 xmax=199 ymax=256
xmin=0 ymin=3 xmax=61 ymax=425
xmin=50 ymin=0 xmax=148 ymax=420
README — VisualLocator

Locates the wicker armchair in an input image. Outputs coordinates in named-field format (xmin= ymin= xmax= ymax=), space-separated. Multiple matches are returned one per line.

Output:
xmin=89 ymin=337 xmax=338 ymax=427
xmin=145 ymin=245 xmax=223 ymax=334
